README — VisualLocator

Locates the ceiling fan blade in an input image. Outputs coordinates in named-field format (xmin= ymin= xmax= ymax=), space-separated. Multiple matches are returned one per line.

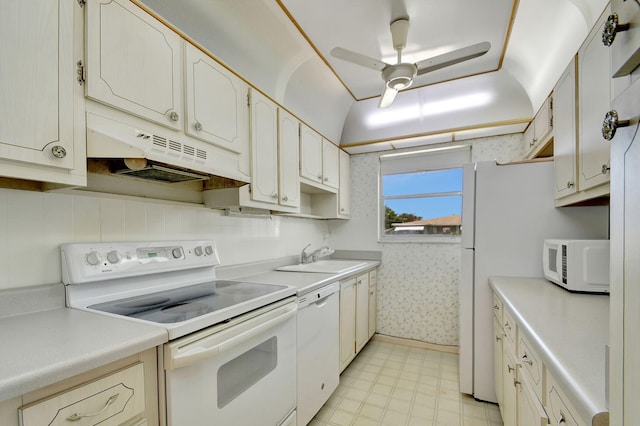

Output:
xmin=415 ymin=41 xmax=491 ymax=76
xmin=330 ymin=47 xmax=389 ymax=72
xmin=378 ymin=84 xmax=398 ymax=108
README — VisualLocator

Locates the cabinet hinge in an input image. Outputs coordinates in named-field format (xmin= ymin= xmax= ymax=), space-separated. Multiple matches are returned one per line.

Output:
xmin=76 ymin=60 xmax=85 ymax=85
xmin=76 ymin=0 xmax=86 ymax=7
xmin=247 ymin=93 xmax=250 ymax=108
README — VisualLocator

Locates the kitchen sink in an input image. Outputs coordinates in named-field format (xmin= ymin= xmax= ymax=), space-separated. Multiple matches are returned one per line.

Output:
xmin=276 ymin=260 xmax=367 ymax=274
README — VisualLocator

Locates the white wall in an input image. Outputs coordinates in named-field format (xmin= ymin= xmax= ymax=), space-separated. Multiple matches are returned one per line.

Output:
xmin=328 ymin=133 xmax=526 ymax=346
xmin=0 ymin=189 xmax=329 ymax=290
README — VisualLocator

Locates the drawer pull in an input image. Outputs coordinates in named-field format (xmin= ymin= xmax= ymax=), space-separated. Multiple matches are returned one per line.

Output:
xmin=504 ymin=322 xmax=512 ymax=331
xmin=66 ymin=393 xmax=119 ymax=422
xmin=521 ymin=353 xmax=533 ymax=366
xmin=557 ymin=410 xmax=566 ymax=425
xmin=493 ymin=304 xmax=500 ymax=310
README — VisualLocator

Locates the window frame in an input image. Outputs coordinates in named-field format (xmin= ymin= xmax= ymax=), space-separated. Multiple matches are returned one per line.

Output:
xmin=378 ymin=145 xmax=470 ymax=243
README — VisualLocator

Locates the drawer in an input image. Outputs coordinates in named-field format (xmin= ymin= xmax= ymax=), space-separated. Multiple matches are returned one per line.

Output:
xmin=546 ymin=372 xmax=587 ymax=426
xmin=502 ymin=307 xmax=516 ymax=350
xmin=518 ymin=333 xmax=544 ymax=401
xmin=493 ymin=293 xmax=503 ymax=322
xmin=19 ymin=363 xmax=145 ymax=426
xmin=607 ymin=0 xmax=640 ymax=77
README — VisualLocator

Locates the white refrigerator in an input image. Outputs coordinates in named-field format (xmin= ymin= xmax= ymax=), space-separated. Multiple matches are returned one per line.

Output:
xmin=459 ymin=160 xmax=609 ymax=402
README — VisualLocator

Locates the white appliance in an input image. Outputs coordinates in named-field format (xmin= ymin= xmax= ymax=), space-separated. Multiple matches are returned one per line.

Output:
xmin=459 ymin=161 xmax=609 ymax=402
xmin=61 ymin=240 xmax=297 ymax=426
xmin=543 ymin=239 xmax=610 ymax=293
xmin=297 ymin=281 xmax=340 ymax=426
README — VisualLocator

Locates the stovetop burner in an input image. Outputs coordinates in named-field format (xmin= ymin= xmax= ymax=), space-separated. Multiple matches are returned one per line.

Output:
xmin=89 ymin=281 xmax=288 ymax=324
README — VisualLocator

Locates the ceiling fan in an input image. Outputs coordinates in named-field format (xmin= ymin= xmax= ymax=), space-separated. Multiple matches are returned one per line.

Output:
xmin=330 ymin=18 xmax=491 ymax=108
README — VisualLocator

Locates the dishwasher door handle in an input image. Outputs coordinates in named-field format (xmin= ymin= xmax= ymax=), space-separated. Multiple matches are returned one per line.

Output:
xmin=167 ymin=303 xmax=296 ymax=370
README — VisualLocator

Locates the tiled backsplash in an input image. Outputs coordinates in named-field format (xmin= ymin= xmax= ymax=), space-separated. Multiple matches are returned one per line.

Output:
xmin=0 ymin=189 xmax=329 ymax=289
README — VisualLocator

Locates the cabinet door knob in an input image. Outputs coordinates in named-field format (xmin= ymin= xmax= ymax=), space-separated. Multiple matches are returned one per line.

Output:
xmin=602 ymin=110 xmax=630 ymax=141
xmin=521 ymin=353 xmax=533 ymax=365
xmin=602 ymin=164 xmax=610 ymax=175
xmin=282 ymin=195 xmax=288 ymax=202
xmin=50 ymin=145 xmax=67 ymax=159
xmin=557 ymin=410 xmax=566 ymax=425
xmin=194 ymin=121 xmax=203 ymax=131
xmin=272 ymin=193 xmax=278 ymax=199
xmin=567 ymin=180 xmax=574 ymax=189
xmin=602 ymin=13 xmax=630 ymax=47
xmin=168 ymin=111 xmax=179 ymax=122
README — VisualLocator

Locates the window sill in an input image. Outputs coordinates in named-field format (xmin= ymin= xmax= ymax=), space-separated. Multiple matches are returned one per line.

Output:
xmin=378 ymin=236 xmax=462 ymax=244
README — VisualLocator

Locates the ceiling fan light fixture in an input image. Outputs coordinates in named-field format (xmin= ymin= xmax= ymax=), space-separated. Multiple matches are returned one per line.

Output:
xmin=382 ymin=62 xmax=417 ymax=91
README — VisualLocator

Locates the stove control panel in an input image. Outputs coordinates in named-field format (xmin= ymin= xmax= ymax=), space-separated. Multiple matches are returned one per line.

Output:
xmin=61 ymin=240 xmax=220 ymax=284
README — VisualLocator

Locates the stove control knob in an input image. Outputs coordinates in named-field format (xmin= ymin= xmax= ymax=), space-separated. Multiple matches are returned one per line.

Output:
xmin=205 ymin=245 xmax=214 ymax=256
xmin=194 ymin=246 xmax=203 ymax=256
xmin=172 ymin=248 xmax=182 ymax=259
xmin=86 ymin=251 xmax=101 ymax=266
xmin=107 ymin=250 xmax=121 ymax=264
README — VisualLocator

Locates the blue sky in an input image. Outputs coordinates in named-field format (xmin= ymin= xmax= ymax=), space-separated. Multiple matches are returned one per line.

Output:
xmin=383 ymin=168 xmax=463 ymax=220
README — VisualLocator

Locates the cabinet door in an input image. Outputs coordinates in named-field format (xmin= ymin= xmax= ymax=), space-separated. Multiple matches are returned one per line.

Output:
xmin=339 ymin=278 xmax=357 ymax=372
xmin=502 ymin=348 xmax=517 ymax=426
xmin=368 ymin=270 xmax=377 ymax=339
xmin=553 ymin=58 xmax=578 ymax=199
xmin=523 ymin=123 xmax=534 ymax=154
xmin=517 ymin=378 xmax=549 ymax=426
xmin=533 ymin=96 xmax=553 ymax=146
xmin=0 ymin=0 xmax=76 ymax=173
xmin=609 ymin=76 xmax=640 ymax=426
xmin=608 ymin=0 xmax=640 ymax=77
xmin=300 ymin=125 xmax=323 ymax=184
xmin=338 ymin=150 xmax=351 ymax=216
xmin=493 ymin=318 xmax=504 ymax=408
xmin=578 ymin=8 xmax=611 ymax=191
xmin=355 ymin=273 xmax=369 ymax=352
xmin=86 ymin=0 xmax=183 ymax=130
xmin=278 ymin=109 xmax=300 ymax=208
xmin=249 ymin=90 xmax=278 ymax=204
xmin=322 ymin=140 xmax=340 ymax=189
xmin=184 ymin=43 xmax=249 ymax=154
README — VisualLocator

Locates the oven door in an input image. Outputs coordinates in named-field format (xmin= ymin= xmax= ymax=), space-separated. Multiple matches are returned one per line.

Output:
xmin=163 ymin=300 xmax=297 ymax=426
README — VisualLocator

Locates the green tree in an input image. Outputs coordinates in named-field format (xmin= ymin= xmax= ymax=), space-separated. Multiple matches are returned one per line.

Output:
xmin=384 ymin=206 xmax=421 ymax=230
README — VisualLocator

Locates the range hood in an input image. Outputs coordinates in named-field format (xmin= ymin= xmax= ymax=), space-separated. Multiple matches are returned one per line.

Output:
xmin=85 ymin=111 xmax=250 ymax=185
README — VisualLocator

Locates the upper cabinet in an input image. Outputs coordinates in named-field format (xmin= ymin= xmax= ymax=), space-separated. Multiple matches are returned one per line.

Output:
xmin=184 ymin=43 xmax=249 ymax=155
xmin=300 ymin=124 xmax=339 ymax=192
xmin=0 ymin=0 xmax=86 ymax=186
xmin=338 ymin=150 xmax=351 ymax=217
xmin=605 ymin=0 xmax=640 ymax=77
xmin=86 ymin=0 xmax=184 ymax=131
xmin=578 ymin=7 xmax=612 ymax=192
xmin=553 ymin=58 xmax=578 ymax=200
xmin=202 ymin=89 xmax=301 ymax=213
xmin=554 ymin=6 xmax=612 ymax=206
xmin=524 ymin=96 xmax=554 ymax=159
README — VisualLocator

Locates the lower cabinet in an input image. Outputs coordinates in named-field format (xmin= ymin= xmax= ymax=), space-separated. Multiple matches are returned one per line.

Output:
xmin=0 ymin=349 xmax=157 ymax=426
xmin=492 ymin=292 xmax=587 ymax=426
xmin=339 ymin=269 xmax=377 ymax=372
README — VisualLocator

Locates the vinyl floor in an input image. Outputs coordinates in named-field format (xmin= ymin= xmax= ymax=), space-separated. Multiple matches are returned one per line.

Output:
xmin=309 ymin=339 xmax=504 ymax=426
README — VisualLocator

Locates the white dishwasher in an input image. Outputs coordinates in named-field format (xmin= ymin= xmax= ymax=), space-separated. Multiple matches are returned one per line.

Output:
xmin=297 ymin=281 xmax=340 ymax=426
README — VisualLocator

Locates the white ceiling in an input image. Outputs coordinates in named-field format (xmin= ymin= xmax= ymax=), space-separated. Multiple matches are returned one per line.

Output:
xmin=279 ymin=0 xmax=515 ymax=101
xmin=136 ymin=0 xmax=609 ymax=152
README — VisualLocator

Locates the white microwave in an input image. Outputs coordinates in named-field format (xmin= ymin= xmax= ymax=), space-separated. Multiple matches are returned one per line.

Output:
xmin=542 ymin=239 xmax=610 ymax=293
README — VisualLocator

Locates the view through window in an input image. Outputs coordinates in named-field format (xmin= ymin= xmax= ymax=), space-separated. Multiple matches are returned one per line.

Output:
xmin=383 ymin=168 xmax=463 ymax=236
xmin=379 ymin=146 xmax=468 ymax=240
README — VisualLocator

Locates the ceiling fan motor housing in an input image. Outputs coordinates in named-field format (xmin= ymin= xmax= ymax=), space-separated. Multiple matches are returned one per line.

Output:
xmin=382 ymin=63 xmax=417 ymax=90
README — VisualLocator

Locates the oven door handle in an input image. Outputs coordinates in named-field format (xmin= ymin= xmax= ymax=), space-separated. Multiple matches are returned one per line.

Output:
xmin=167 ymin=303 xmax=296 ymax=370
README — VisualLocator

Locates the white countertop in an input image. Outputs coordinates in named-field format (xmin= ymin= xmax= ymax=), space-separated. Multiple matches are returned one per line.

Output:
xmin=489 ymin=276 xmax=609 ymax=423
xmin=0 ymin=307 xmax=167 ymax=402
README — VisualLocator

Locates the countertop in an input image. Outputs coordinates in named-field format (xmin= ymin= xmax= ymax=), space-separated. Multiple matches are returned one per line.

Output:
xmin=0 ymin=253 xmax=380 ymax=404
xmin=489 ymin=276 xmax=609 ymax=423
xmin=0 ymin=305 xmax=167 ymax=402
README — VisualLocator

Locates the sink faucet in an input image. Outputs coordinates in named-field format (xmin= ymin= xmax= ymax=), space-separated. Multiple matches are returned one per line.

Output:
xmin=301 ymin=244 xmax=312 ymax=264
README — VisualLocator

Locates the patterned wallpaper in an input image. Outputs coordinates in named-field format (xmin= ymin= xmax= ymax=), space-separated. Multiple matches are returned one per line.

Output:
xmin=334 ymin=133 xmax=526 ymax=346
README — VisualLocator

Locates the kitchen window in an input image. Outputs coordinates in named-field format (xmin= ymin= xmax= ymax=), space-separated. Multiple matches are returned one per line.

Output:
xmin=379 ymin=145 xmax=470 ymax=242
